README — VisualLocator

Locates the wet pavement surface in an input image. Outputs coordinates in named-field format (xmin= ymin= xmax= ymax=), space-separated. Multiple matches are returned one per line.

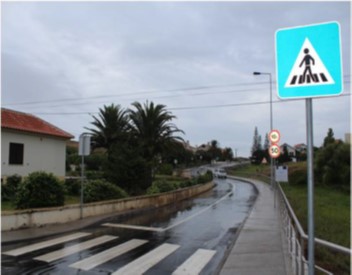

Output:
xmin=2 ymin=179 xmax=256 ymax=275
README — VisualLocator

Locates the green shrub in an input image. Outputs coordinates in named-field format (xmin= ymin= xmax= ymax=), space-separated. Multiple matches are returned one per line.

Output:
xmin=146 ymin=184 xmax=160 ymax=195
xmin=85 ymin=154 xmax=107 ymax=171
xmin=1 ymin=174 xmax=22 ymax=201
xmin=85 ymin=170 xmax=105 ymax=180
xmin=7 ymin=174 xmax=22 ymax=187
xmin=197 ymin=170 xmax=213 ymax=184
xmin=179 ymin=179 xmax=196 ymax=188
xmin=15 ymin=172 xmax=65 ymax=209
xmin=83 ymin=179 xmax=128 ymax=203
xmin=157 ymin=164 xmax=173 ymax=175
xmin=147 ymin=180 xmax=177 ymax=194
xmin=64 ymin=177 xmax=81 ymax=196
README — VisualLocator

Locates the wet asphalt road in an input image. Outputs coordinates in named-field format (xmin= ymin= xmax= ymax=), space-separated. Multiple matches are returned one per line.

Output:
xmin=2 ymin=178 xmax=256 ymax=275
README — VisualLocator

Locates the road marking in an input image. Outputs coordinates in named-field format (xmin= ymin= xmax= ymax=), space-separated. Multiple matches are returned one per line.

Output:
xmin=2 ymin=232 xmax=91 ymax=257
xmin=69 ymin=239 xmax=148 ymax=271
xmin=103 ymin=223 xmax=164 ymax=232
xmin=172 ymin=249 xmax=216 ymax=275
xmin=34 ymin=235 xmax=117 ymax=263
xmin=112 ymin=243 xmax=180 ymax=275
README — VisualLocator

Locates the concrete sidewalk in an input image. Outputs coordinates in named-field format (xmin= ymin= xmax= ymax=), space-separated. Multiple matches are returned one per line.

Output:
xmin=220 ymin=178 xmax=290 ymax=275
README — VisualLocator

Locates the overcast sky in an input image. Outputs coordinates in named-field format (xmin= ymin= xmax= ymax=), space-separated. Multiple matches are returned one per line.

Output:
xmin=2 ymin=1 xmax=351 ymax=157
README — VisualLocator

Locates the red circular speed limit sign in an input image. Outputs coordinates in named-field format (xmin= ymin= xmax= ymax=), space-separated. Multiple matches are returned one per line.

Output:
xmin=269 ymin=130 xmax=281 ymax=144
xmin=269 ymin=144 xmax=281 ymax=158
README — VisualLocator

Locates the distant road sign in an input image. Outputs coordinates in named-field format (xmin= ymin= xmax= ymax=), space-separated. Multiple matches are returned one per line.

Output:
xmin=276 ymin=22 xmax=343 ymax=99
xmin=276 ymin=166 xmax=288 ymax=182
xmin=269 ymin=130 xmax=281 ymax=144
xmin=269 ymin=144 xmax=281 ymax=159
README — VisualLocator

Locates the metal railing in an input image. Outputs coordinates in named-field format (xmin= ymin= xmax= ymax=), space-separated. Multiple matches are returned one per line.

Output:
xmin=276 ymin=182 xmax=351 ymax=275
xmin=230 ymin=171 xmax=350 ymax=275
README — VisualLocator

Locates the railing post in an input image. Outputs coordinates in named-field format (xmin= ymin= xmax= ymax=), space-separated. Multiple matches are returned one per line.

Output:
xmin=292 ymin=228 xmax=297 ymax=274
xmin=300 ymin=236 xmax=305 ymax=275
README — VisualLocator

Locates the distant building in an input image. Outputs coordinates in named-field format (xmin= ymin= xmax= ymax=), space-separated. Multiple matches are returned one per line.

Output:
xmin=345 ymin=133 xmax=351 ymax=144
xmin=280 ymin=143 xmax=296 ymax=157
xmin=196 ymin=142 xmax=212 ymax=152
xmin=183 ymin=140 xmax=197 ymax=153
xmin=1 ymin=108 xmax=73 ymax=179
xmin=294 ymin=143 xmax=307 ymax=153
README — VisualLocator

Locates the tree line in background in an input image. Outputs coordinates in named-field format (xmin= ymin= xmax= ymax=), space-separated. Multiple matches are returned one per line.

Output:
xmin=250 ymin=126 xmax=350 ymax=190
xmin=67 ymin=101 xmax=234 ymax=195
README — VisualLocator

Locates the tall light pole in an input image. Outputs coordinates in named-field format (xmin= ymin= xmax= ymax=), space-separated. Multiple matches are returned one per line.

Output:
xmin=253 ymin=72 xmax=274 ymax=189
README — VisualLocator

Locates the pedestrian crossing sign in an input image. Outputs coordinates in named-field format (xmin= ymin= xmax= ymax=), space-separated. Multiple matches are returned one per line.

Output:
xmin=275 ymin=22 xmax=343 ymax=99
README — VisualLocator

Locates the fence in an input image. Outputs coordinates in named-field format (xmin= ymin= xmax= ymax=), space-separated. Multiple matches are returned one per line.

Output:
xmin=231 ymin=171 xmax=350 ymax=275
xmin=277 ymin=182 xmax=350 ymax=275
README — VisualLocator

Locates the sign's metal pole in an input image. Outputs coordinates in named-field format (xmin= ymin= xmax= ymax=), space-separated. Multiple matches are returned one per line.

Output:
xmin=306 ymin=98 xmax=315 ymax=275
xmin=80 ymin=154 xmax=84 ymax=220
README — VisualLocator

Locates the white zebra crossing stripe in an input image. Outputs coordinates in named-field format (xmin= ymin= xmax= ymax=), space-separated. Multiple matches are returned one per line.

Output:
xmin=172 ymin=249 xmax=216 ymax=275
xmin=2 ymin=232 xmax=91 ymax=257
xmin=69 ymin=239 xmax=148 ymax=271
xmin=34 ymin=235 xmax=117 ymax=263
xmin=112 ymin=243 xmax=180 ymax=275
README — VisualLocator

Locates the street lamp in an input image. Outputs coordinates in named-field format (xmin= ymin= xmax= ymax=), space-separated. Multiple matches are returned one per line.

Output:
xmin=253 ymin=72 xmax=274 ymax=189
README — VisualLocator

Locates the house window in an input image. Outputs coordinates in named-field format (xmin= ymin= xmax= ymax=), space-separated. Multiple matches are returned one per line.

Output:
xmin=9 ymin=143 xmax=24 ymax=165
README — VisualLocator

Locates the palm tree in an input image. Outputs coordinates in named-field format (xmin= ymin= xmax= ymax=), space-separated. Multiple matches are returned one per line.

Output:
xmin=129 ymin=101 xmax=184 ymax=184
xmin=86 ymin=104 xmax=129 ymax=152
xmin=209 ymin=139 xmax=222 ymax=161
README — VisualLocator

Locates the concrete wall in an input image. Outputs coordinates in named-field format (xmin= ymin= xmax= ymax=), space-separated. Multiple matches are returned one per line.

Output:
xmin=1 ymin=182 xmax=214 ymax=231
xmin=1 ymin=130 xmax=67 ymax=178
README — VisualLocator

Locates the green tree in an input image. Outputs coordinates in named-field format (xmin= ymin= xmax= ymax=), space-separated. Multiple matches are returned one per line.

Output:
xmin=315 ymin=142 xmax=350 ymax=190
xmin=250 ymin=149 xmax=264 ymax=164
xmin=104 ymin=138 xmax=150 ymax=194
xmin=86 ymin=104 xmax=130 ymax=153
xmin=323 ymin=128 xmax=335 ymax=147
xmin=263 ymin=133 xmax=270 ymax=150
xmin=209 ymin=140 xmax=222 ymax=161
xmin=222 ymin=147 xmax=234 ymax=161
xmin=251 ymin=127 xmax=261 ymax=155
xmin=129 ymin=101 xmax=184 ymax=187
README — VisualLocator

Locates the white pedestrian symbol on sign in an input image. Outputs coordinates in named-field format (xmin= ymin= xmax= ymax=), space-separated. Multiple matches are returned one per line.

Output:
xmin=285 ymin=38 xmax=335 ymax=88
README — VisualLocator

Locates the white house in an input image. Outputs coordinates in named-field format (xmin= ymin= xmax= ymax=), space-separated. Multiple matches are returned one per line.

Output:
xmin=1 ymin=108 xmax=73 ymax=180
xmin=280 ymin=143 xmax=296 ymax=157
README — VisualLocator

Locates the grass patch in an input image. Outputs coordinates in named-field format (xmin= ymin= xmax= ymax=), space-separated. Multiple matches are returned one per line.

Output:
xmin=229 ymin=163 xmax=350 ymax=274
xmin=227 ymin=163 xmax=271 ymax=183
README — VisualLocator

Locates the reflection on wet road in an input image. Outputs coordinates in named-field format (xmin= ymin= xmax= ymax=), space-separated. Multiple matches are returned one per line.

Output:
xmin=2 ymin=178 xmax=257 ymax=275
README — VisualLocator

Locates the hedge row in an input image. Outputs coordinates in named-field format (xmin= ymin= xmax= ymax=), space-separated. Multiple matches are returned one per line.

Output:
xmin=2 ymin=172 xmax=128 ymax=209
xmin=2 ymin=170 xmax=213 ymax=209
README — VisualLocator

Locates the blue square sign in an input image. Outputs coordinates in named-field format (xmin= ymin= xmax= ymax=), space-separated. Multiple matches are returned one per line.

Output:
xmin=275 ymin=22 xmax=343 ymax=99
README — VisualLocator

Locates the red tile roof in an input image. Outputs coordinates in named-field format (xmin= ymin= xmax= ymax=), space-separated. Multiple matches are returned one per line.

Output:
xmin=1 ymin=108 xmax=74 ymax=139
